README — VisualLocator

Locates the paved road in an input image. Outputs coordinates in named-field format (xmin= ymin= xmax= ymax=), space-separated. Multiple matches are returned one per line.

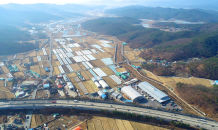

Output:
xmin=0 ymin=100 xmax=217 ymax=130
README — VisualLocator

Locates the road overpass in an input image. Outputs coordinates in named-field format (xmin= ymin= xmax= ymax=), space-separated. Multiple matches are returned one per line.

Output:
xmin=0 ymin=100 xmax=217 ymax=130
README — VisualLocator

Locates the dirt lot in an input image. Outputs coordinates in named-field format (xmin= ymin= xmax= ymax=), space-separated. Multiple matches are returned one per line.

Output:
xmin=101 ymin=67 xmax=114 ymax=75
xmin=71 ymin=47 xmax=82 ymax=51
xmin=13 ymin=72 xmax=25 ymax=78
xmin=70 ymin=64 xmax=82 ymax=72
xmin=89 ymin=60 xmax=105 ymax=67
xmin=0 ymin=74 xmax=7 ymax=78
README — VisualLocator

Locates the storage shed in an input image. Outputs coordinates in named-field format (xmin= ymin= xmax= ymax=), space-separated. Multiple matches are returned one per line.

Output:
xmin=121 ymin=86 xmax=144 ymax=102
xmin=45 ymin=67 xmax=50 ymax=72
xmin=43 ymin=83 xmax=50 ymax=89
xmin=97 ymin=90 xmax=106 ymax=99
xmin=112 ymin=92 xmax=120 ymax=99
xmin=138 ymin=82 xmax=170 ymax=103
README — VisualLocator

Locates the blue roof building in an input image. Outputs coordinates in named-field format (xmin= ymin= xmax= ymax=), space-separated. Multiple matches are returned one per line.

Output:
xmin=138 ymin=82 xmax=170 ymax=103
xmin=45 ymin=67 xmax=50 ymax=72
xmin=215 ymin=80 xmax=218 ymax=85
xmin=43 ymin=83 xmax=50 ymax=89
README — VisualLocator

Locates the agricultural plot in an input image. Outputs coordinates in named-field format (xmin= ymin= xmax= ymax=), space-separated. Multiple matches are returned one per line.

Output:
xmin=1 ymin=66 xmax=10 ymax=73
xmin=28 ymin=51 xmax=37 ymax=57
xmin=90 ymin=60 xmax=105 ymax=67
xmin=82 ymin=81 xmax=95 ymax=93
xmin=53 ymin=66 xmax=60 ymax=75
xmin=81 ymin=71 xmax=91 ymax=80
xmin=0 ymin=91 xmax=6 ymax=99
xmin=42 ymin=61 xmax=50 ymax=68
xmin=124 ymin=52 xmax=136 ymax=61
xmin=12 ymin=60 xmax=21 ymax=64
xmin=124 ymin=45 xmax=134 ymax=51
xmin=96 ymin=52 xmax=112 ymax=59
xmin=107 ymin=118 xmax=119 ymax=130
xmin=102 ymin=76 xmax=118 ymax=88
xmin=190 ymin=77 xmax=212 ymax=87
xmin=70 ymin=64 xmax=82 ymax=72
xmin=86 ymin=80 xmax=99 ymax=92
xmin=77 ymin=82 xmax=88 ymax=94
xmin=101 ymin=67 xmax=114 ymax=75
xmin=55 ymin=61 xmax=61 ymax=66
xmin=78 ymin=63 xmax=86 ymax=70
xmin=71 ymin=47 xmax=82 ymax=51
xmin=67 ymin=73 xmax=77 ymax=78
xmin=40 ymin=68 xmax=46 ymax=75
xmin=15 ymin=64 xmax=27 ymax=71
xmin=122 ymin=120 xmax=134 ymax=130
xmin=0 ymin=81 xmax=4 ymax=87
xmin=129 ymin=121 xmax=142 ymax=130
xmin=116 ymin=68 xmax=127 ymax=72
xmin=115 ymin=119 xmax=126 ymax=130
xmin=0 ymin=74 xmax=7 ymax=78
xmin=30 ymin=65 xmax=40 ymax=70
xmin=72 ymin=82 xmax=84 ymax=96
xmin=33 ymin=57 xmax=38 ymax=62
xmin=6 ymin=81 xmax=13 ymax=88
xmin=13 ymin=72 xmax=25 ymax=78
xmin=23 ymin=57 xmax=30 ymax=63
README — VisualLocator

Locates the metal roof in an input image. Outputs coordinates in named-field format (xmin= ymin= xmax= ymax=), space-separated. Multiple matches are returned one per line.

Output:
xmin=138 ymin=82 xmax=170 ymax=103
xmin=101 ymin=58 xmax=114 ymax=65
xmin=121 ymin=86 xmax=144 ymax=102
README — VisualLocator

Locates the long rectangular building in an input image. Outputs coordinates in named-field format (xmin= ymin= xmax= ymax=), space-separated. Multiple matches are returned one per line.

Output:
xmin=121 ymin=86 xmax=144 ymax=102
xmin=138 ymin=82 xmax=170 ymax=103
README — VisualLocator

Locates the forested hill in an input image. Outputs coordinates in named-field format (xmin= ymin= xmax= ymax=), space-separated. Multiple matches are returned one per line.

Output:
xmin=0 ymin=25 xmax=38 ymax=55
xmin=105 ymin=5 xmax=218 ymax=23
xmin=82 ymin=17 xmax=218 ymax=61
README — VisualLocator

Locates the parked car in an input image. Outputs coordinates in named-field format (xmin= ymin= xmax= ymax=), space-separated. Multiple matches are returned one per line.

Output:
xmin=51 ymin=101 xmax=56 ymax=103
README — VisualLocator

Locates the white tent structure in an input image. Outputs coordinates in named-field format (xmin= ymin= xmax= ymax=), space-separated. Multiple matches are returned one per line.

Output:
xmin=121 ymin=86 xmax=144 ymax=102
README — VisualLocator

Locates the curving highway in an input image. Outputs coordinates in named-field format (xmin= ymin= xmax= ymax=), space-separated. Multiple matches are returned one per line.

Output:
xmin=0 ymin=100 xmax=217 ymax=130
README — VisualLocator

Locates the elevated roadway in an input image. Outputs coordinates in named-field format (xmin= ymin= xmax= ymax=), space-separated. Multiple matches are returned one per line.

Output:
xmin=0 ymin=100 xmax=217 ymax=130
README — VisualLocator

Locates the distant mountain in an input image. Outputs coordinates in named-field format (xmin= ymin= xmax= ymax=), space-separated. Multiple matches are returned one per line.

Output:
xmin=0 ymin=3 xmax=92 ymax=24
xmin=105 ymin=5 xmax=218 ymax=22
xmin=0 ymin=3 xmax=104 ymax=13
xmin=0 ymin=7 xmax=64 ymax=24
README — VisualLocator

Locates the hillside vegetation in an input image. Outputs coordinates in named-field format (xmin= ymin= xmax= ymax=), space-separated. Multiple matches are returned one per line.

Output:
xmin=82 ymin=17 xmax=218 ymax=79
xmin=175 ymin=82 xmax=218 ymax=118
xmin=0 ymin=25 xmax=38 ymax=55
xmin=105 ymin=5 xmax=218 ymax=22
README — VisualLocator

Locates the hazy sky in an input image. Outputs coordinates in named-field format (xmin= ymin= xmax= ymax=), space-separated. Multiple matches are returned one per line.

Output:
xmin=0 ymin=0 xmax=157 ymax=5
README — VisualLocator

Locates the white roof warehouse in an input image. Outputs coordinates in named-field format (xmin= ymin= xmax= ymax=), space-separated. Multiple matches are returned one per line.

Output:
xmin=138 ymin=82 xmax=170 ymax=103
xmin=121 ymin=86 xmax=144 ymax=102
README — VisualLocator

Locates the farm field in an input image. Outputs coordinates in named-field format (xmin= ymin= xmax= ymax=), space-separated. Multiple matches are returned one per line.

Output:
xmin=102 ymin=76 xmax=118 ymax=88
xmin=101 ymin=67 xmax=114 ymax=75
xmin=87 ymin=116 xmax=169 ymax=130
xmin=70 ymin=64 xmax=82 ymax=72
xmin=1 ymin=66 xmax=10 ymax=73
xmin=143 ymin=69 xmax=213 ymax=88
xmin=13 ymin=72 xmax=25 ymax=78
xmin=90 ymin=60 xmax=105 ymax=67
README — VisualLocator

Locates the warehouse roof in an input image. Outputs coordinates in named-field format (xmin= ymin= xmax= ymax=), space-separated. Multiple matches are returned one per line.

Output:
xmin=121 ymin=86 xmax=144 ymax=102
xmin=138 ymin=82 xmax=170 ymax=103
